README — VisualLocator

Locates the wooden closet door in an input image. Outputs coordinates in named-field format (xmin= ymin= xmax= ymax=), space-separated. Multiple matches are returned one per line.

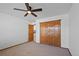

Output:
xmin=49 ymin=21 xmax=55 ymax=45
xmin=40 ymin=22 xmax=48 ymax=44
xmin=49 ymin=20 xmax=61 ymax=47
xmin=40 ymin=20 xmax=61 ymax=47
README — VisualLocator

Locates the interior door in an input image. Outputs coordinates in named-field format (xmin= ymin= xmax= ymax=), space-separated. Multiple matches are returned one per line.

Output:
xmin=29 ymin=24 xmax=34 ymax=42
xmin=40 ymin=20 xmax=61 ymax=47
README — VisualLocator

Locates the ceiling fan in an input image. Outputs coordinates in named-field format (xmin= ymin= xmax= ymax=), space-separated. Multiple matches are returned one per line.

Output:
xmin=14 ymin=3 xmax=42 ymax=17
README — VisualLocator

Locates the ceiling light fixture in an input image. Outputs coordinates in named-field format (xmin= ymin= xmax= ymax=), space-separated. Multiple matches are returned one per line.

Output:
xmin=27 ymin=11 xmax=31 ymax=14
xmin=14 ymin=3 xmax=42 ymax=17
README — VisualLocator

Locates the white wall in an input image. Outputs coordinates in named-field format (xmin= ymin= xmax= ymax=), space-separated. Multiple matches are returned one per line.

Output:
xmin=61 ymin=15 xmax=69 ymax=48
xmin=34 ymin=20 xmax=40 ymax=43
xmin=35 ymin=14 xmax=69 ymax=48
xmin=69 ymin=4 xmax=79 ymax=55
xmin=0 ymin=13 xmax=29 ymax=50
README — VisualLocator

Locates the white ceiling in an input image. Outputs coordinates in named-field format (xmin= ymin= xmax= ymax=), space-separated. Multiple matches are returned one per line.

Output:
xmin=0 ymin=3 xmax=72 ymax=23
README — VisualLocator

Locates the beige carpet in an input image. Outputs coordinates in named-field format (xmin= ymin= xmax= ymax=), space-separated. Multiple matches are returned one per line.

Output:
xmin=0 ymin=42 xmax=71 ymax=56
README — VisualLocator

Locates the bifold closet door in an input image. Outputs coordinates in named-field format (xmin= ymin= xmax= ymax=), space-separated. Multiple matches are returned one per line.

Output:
xmin=40 ymin=20 xmax=61 ymax=47
xmin=49 ymin=20 xmax=61 ymax=47
xmin=40 ymin=22 xmax=49 ymax=44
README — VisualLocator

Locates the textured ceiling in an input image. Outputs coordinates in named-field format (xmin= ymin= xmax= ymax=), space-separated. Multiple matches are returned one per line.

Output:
xmin=0 ymin=3 xmax=72 ymax=23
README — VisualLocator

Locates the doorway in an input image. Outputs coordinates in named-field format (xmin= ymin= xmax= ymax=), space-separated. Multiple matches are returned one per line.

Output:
xmin=29 ymin=24 xmax=34 ymax=42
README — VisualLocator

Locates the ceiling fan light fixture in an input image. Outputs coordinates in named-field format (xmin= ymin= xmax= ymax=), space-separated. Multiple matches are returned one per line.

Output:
xmin=14 ymin=3 xmax=42 ymax=17
xmin=27 ymin=11 xmax=31 ymax=14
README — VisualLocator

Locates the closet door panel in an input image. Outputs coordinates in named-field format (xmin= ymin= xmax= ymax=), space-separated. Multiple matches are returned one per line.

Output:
xmin=40 ymin=22 xmax=48 ymax=44
xmin=48 ymin=21 xmax=55 ymax=45
xmin=53 ymin=20 xmax=61 ymax=47
xmin=40 ymin=20 xmax=61 ymax=47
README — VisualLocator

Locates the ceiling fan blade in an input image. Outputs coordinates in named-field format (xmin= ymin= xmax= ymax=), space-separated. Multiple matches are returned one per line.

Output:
xmin=31 ymin=13 xmax=37 ymax=17
xmin=14 ymin=8 xmax=27 ymax=12
xmin=32 ymin=8 xmax=42 ymax=12
xmin=25 ymin=3 xmax=29 ymax=10
xmin=24 ymin=13 xmax=28 ymax=17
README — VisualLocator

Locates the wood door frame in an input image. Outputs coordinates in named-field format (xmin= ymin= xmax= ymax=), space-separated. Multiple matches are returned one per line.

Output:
xmin=40 ymin=19 xmax=61 ymax=47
